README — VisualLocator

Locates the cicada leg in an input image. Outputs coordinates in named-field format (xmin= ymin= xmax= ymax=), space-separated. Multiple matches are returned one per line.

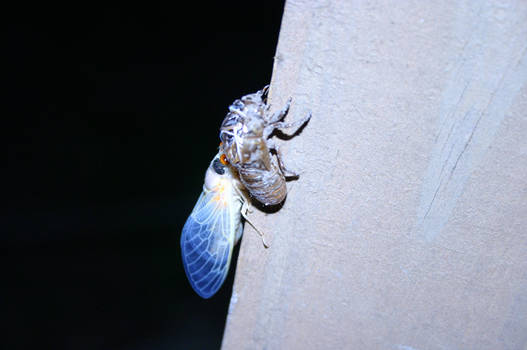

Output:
xmin=233 ymin=185 xmax=270 ymax=248
xmin=266 ymin=138 xmax=299 ymax=178
xmin=240 ymin=201 xmax=269 ymax=248
xmin=264 ymin=100 xmax=311 ymax=140
xmin=264 ymin=97 xmax=292 ymax=130
xmin=271 ymin=111 xmax=312 ymax=134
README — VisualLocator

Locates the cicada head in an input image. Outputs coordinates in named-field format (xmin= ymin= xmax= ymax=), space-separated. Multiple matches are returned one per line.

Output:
xmin=204 ymin=152 xmax=236 ymax=191
xmin=240 ymin=86 xmax=268 ymax=109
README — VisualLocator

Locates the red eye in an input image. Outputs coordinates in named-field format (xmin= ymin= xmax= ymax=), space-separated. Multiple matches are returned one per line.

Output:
xmin=220 ymin=154 xmax=229 ymax=165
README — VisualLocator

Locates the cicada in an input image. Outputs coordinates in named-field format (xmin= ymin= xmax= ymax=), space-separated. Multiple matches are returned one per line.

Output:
xmin=180 ymin=151 xmax=255 ymax=298
xmin=219 ymin=86 xmax=310 ymax=206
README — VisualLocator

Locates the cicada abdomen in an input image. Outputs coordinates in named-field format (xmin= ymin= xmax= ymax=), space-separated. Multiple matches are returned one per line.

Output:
xmin=219 ymin=86 xmax=310 ymax=206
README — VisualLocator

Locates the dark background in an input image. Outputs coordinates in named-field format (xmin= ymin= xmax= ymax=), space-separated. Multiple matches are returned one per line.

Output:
xmin=4 ymin=2 xmax=284 ymax=349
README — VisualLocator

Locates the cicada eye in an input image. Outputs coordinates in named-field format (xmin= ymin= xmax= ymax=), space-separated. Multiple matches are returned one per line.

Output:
xmin=232 ymin=99 xmax=244 ymax=110
xmin=220 ymin=154 xmax=229 ymax=165
xmin=212 ymin=158 xmax=225 ymax=175
xmin=220 ymin=131 xmax=233 ymax=145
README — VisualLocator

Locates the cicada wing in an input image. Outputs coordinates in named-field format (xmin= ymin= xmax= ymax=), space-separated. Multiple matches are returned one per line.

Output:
xmin=180 ymin=190 xmax=237 ymax=299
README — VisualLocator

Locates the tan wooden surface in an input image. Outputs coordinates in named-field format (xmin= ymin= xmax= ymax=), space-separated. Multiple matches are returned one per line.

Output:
xmin=222 ymin=1 xmax=527 ymax=349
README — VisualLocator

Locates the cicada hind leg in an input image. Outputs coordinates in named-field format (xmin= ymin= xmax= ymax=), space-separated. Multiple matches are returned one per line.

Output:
xmin=233 ymin=184 xmax=270 ymax=248
xmin=265 ymin=138 xmax=299 ymax=178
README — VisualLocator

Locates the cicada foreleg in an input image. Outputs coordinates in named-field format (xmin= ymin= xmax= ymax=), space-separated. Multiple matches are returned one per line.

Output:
xmin=267 ymin=97 xmax=292 ymax=123
xmin=270 ymin=111 xmax=312 ymax=135
xmin=263 ymin=99 xmax=311 ymax=139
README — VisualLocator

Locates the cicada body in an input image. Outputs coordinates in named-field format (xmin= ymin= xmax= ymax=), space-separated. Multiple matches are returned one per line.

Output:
xmin=219 ymin=86 xmax=310 ymax=206
xmin=180 ymin=152 xmax=245 ymax=298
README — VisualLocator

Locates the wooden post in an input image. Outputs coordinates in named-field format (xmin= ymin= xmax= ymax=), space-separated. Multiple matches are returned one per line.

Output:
xmin=223 ymin=1 xmax=527 ymax=349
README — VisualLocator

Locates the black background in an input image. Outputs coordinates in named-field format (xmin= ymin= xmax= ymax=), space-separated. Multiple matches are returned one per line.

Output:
xmin=5 ymin=2 xmax=284 ymax=349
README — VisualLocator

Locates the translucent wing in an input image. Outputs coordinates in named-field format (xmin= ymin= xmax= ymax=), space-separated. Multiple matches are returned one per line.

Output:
xmin=180 ymin=188 xmax=239 ymax=298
